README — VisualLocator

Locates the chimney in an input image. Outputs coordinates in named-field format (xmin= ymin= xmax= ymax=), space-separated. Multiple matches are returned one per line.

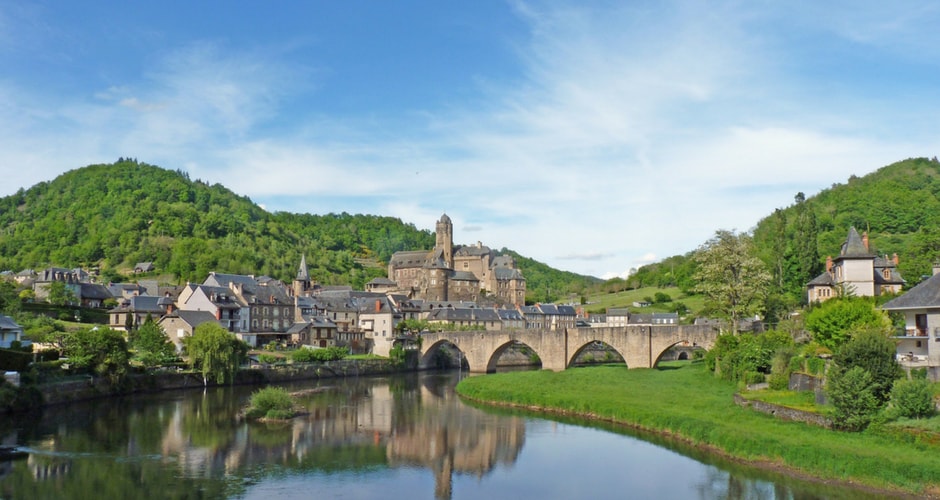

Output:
xmin=862 ymin=231 xmax=869 ymax=250
xmin=375 ymin=299 xmax=382 ymax=313
xmin=893 ymin=253 xmax=899 ymax=265
xmin=934 ymin=261 xmax=940 ymax=276
xmin=825 ymin=256 xmax=833 ymax=272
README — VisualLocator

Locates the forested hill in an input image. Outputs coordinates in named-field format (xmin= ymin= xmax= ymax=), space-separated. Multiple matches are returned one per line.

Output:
xmin=751 ymin=157 xmax=940 ymax=295
xmin=623 ymin=157 xmax=940 ymax=306
xmin=0 ymin=160 xmax=598 ymax=298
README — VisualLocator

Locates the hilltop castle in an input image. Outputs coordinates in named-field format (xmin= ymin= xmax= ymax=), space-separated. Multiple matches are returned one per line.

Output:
xmin=387 ymin=214 xmax=526 ymax=305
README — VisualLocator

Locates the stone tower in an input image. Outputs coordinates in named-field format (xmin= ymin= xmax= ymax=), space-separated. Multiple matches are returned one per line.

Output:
xmin=435 ymin=213 xmax=454 ymax=269
xmin=293 ymin=254 xmax=311 ymax=297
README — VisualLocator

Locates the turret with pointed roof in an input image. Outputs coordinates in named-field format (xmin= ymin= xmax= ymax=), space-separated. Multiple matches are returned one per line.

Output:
xmin=807 ymin=226 xmax=904 ymax=302
xmin=293 ymin=254 xmax=313 ymax=297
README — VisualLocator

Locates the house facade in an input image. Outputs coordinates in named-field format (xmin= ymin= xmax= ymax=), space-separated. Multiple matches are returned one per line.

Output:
xmin=881 ymin=266 xmax=940 ymax=381
xmin=807 ymin=227 xmax=904 ymax=302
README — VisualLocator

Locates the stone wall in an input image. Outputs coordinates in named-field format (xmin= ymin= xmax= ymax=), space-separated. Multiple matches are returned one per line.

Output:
xmin=734 ymin=394 xmax=832 ymax=429
xmin=35 ymin=359 xmax=403 ymax=408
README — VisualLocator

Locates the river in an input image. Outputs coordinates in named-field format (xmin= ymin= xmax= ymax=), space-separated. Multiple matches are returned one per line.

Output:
xmin=0 ymin=370 xmax=894 ymax=499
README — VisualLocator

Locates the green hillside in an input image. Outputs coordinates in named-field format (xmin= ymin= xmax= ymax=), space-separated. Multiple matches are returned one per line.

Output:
xmin=0 ymin=160 xmax=596 ymax=298
xmin=592 ymin=157 xmax=940 ymax=315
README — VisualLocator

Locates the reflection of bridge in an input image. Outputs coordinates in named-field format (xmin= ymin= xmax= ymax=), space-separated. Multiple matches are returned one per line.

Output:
xmin=419 ymin=325 xmax=718 ymax=373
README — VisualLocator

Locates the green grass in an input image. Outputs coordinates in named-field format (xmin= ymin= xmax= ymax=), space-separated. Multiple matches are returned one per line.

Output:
xmin=581 ymin=286 xmax=705 ymax=317
xmin=739 ymin=389 xmax=821 ymax=412
xmin=456 ymin=361 xmax=940 ymax=496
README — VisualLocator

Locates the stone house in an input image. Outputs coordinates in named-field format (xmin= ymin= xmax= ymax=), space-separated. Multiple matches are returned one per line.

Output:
xmin=108 ymin=295 xmax=166 ymax=331
xmin=807 ymin=227 xmax=904 ymax=302
xmin=521 ymin=304 xmax=577 ymax=331
xmin=357 ymin=295 xmax=401 ymax=357
xmin=426 ymin=307 xmax=502 ymax=331
xmin=158 ymin=310 xmax=223 ymax=352
xmin=176 ymin=284 xmax=246 ymax=333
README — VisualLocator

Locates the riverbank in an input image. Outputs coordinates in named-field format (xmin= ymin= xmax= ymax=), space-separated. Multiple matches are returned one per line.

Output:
xmin=32 ymin=358 xmax=406 ymax=408
xmin=455 ymin=361 xmax=940 ymax=498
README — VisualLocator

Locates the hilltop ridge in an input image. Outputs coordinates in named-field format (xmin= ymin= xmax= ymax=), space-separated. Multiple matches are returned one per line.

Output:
xmin=0 ymin=160 xmax=599 ymax=300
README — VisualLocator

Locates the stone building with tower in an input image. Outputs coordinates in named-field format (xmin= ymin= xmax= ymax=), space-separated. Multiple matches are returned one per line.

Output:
xmin=387 ymin=214 xmax=526 ymax=305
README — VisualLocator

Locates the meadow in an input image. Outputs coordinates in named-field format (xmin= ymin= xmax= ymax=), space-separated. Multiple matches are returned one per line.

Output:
xmin=456 ymin=361 xmax=940 ymax=496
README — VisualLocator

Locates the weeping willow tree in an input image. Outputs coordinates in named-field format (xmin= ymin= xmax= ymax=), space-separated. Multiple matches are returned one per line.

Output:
xmin=184 ymin=323 xmax=249 ymax=386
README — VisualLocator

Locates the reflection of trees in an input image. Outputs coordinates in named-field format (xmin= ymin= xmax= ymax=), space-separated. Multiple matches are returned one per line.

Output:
xmin=0 ymin=373 xmax=526 ymax=500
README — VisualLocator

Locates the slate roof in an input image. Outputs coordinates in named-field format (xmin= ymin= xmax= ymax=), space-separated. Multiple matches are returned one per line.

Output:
xmin=455 ymin=244 xmax=491 ymax=257
xmin=0 ymin=315 xmax=23 ymax=331
xmin=296 ymin=255 xmax=310 ymax=281
xmin=807 ymin=272 xmax=835 ymax=286
xmin=493 ymin=267 xmax=524 ymax=280
xmin=160 ymin=310 xmax=221 ymax=329
xmin=427 ymin=307 xmax=500 ymax=322
xmin=496 ymin=308 xmax=525 ymax=321
xmin=837 ymin=227 xmax=873 ymax=259
xmin=110 ymin=295 xmax=165 ymax=313
xmin=882 ymin=272 xmax=940 ymax=310
xmin=451 ymin=271 xmax=479 ymax=282
xmin=80 ymin=283 xmax=113 ymax=300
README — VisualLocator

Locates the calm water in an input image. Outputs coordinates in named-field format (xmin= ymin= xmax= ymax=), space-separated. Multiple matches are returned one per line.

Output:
xmin=0 ymin=371 xmax=894 ymax=499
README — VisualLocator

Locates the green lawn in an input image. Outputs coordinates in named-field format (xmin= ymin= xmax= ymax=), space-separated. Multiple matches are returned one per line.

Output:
xmin=581 ymin=286 xmax=705 ymax=318
xmin=456 ymin=362 xmax=940 ymax=496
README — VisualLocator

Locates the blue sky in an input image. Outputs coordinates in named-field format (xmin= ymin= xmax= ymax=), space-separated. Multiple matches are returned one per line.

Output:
xmin=2 ymin=1 xmax=939 ymax=279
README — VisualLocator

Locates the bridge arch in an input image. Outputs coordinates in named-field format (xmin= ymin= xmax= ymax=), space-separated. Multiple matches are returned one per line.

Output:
xmin=568 ymin=339 xmax=627 ymax=368
xmin=420 ymin=339 xmax=470 ymax=371
xmin=483 ymin=339 xmax=544 ymax=373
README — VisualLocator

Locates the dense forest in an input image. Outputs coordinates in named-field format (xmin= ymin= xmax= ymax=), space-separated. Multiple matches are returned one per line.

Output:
xmin=618 ymin=157 xmax=940 ymax=311
xmin=0 ymin=160 xmax=598 ymax=298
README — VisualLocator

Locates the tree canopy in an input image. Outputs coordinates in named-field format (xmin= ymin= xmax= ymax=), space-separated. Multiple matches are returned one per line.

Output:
xmin=183 ymin=323 xmax=249 ymax=386
xmin=693 ymin=230 xmax=770 ymax=334
xmin=0 ymin=159 xmax=596 ymax=300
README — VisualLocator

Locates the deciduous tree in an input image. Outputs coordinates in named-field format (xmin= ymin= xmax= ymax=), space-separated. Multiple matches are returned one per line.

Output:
xmin=184 ymin=323 xmax=248 ymax=386
xmin=693 ymin=230 xmax=770 ymax=334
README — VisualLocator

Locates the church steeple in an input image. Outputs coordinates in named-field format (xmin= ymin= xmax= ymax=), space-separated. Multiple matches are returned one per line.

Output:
xmin=293 ymin=255 xmax=311 ymax=296
xmin=297 ymin=254 xmax=310 ymax=281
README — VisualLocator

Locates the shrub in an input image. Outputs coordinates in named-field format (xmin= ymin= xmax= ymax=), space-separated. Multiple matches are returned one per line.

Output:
xmin=888 ymin=378 xmax=935 ymax=419
xmin=768 ymin=372 xmax=789 ymax=390
xmin=911 ymin=367 xmax=928 ymax=380
xmin=258 ymin=354 xmax=278 ymax=364
xmin=806 ymin=357 xmax=826 ymax=375
xmin=829 ymin=366 xmax=879 ymax=431
xmin=248 ymin=387 xmax=294 ymax=419
xmin=291 ymin=346 xmax=348 ymax=363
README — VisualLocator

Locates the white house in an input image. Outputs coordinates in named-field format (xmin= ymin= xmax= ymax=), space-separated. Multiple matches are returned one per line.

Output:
xmin=881 ymin=265 xmax=940 ymax=381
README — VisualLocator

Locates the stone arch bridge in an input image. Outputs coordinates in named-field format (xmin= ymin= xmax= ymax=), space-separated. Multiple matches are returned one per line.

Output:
xmin=417 ymin=325 xmax=718 ymax=373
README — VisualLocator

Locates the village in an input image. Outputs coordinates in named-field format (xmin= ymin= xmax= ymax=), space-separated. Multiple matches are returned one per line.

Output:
xmin=0 ymin=214 xmax=684 ymax=359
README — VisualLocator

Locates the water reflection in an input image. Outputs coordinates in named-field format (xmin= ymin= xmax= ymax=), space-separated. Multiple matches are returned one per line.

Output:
xmin=0 ymin=373 xmax=525 ymax=499
xmin=0 ymin=372 xmax=908 ymax=500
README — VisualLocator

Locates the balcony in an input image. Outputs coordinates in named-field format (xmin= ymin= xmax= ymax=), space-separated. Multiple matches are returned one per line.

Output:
xmin=893 ymin=327 xmax=927 ymax=338
xmin=896 ymin=353 xmax=930 ymax=367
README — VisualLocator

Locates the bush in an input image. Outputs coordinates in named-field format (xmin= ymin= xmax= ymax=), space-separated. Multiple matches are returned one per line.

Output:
xmin=291 ymin=346 xmax=348 ymax=363
xmin=911 ymin=367 xmax=928 ymax=380
xmin=248 ymin=387 xmax=294 ymax=419
xmin=806 ymin=357 xmax=826 ymax=375
xmin=829 ymin=366 xmax=880 ymax=431
xmin=888 ymin=378 xmax=935 ymax=419
xmin=258 ymin=354 xmax=278 ymax=364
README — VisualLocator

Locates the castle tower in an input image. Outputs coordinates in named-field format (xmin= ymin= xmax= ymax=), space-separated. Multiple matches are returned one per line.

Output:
xmin=435 ymin=213 xmax=454 ymax=269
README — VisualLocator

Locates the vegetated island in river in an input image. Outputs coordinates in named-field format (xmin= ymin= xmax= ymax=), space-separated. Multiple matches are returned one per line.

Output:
xmin=455 ymin=361 xmax=940 ymax=498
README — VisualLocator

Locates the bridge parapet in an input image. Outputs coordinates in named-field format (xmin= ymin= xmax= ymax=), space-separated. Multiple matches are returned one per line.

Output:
xmin=418 ymin=324 xmax=718 ymax=373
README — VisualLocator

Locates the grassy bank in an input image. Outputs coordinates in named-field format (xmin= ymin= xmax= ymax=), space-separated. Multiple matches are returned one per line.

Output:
xmin=455 ymin=361 xmax=940 ymax=496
